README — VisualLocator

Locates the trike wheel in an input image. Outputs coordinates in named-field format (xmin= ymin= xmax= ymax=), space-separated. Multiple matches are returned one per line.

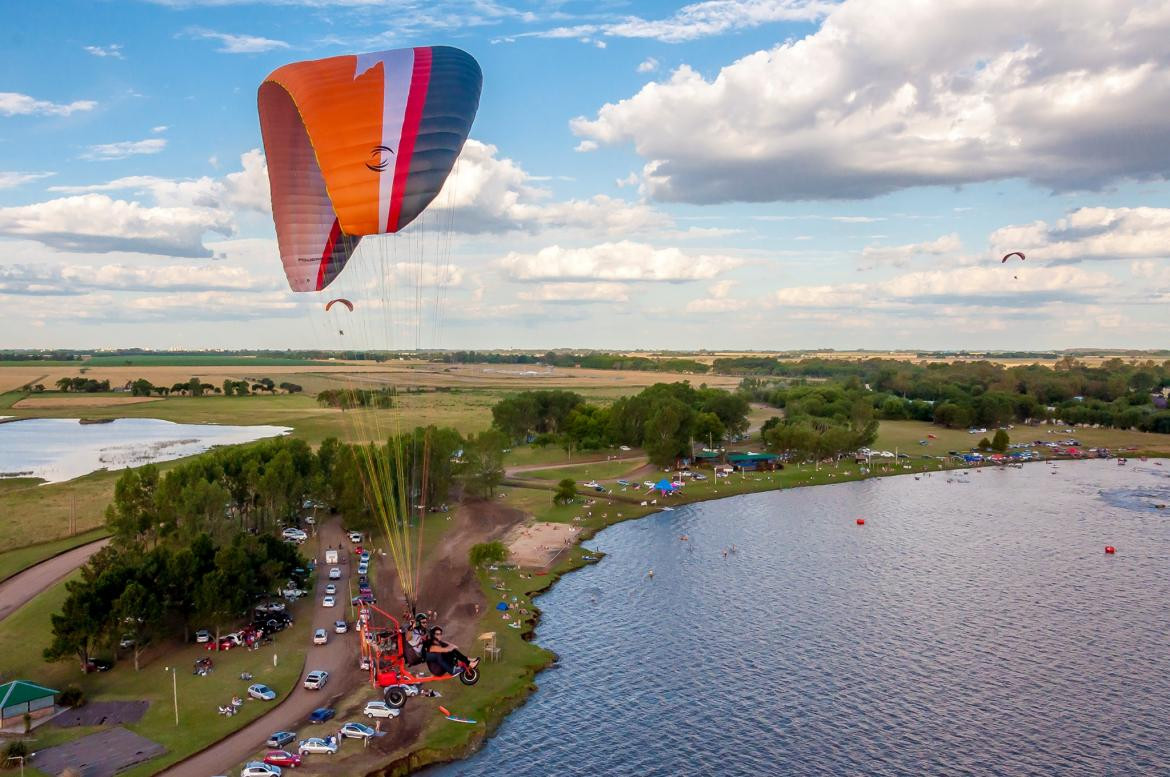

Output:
xmin=459 ymin=666 xmax=479 ymax=686
xmin=385 ymin=686 xmax=408 ymax=709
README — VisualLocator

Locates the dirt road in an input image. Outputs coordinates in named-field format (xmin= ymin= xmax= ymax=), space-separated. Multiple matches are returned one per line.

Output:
xmin=158 ymin=518 xmax=363 ymax=777
xmin=0 ymin=537 xmax=110 ymax=622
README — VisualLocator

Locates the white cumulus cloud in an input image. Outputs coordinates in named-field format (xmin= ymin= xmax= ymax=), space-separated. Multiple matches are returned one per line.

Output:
xmin=990 ymin=207 xmax=1170 ymax=264
xmin=82 ymin=138 xmax=167 ymax=161
xmin=500 ymin=241 xmax=743 ymax=282
xmin=185 ymin=28 xmax=291 ymax=53
xmin=0 ymin=92 xmax=96 ymax=117
xmin=572 ymin=0 xmax=1170 ymax=202
xmin=518 ymin=282 xmax=630 ymax=303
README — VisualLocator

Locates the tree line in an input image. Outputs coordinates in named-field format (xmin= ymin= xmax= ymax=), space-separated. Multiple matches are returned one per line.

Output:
xmin=439 ymin=350 xmax=710 ymax=374
xmin=739 ymin=356 xmax=1170 ymax=433
xmin=491 ymin=384 xmax=751 ymax=466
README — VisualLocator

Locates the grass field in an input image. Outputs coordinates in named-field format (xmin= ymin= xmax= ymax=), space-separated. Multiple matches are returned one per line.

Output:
xmin=874 ymin=419 xmax=1170 ymax=456
xmin=0 ymin=527 xmax=107 ymax=583
xmin=524 ymin=457 xmax=648 ymax=482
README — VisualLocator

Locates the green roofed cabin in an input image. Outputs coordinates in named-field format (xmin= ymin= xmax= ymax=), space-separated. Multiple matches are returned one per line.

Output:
xmin=0 ymin=680 xmax=58 ymax=727
xmin=725 ymin=452 xmax=781 ymax=471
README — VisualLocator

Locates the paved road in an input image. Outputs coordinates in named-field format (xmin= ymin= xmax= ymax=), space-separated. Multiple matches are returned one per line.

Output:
xmin=0 ymin=537 xmax=111 ymax=622
xmin=158 ymin=518 xmax=366 ymax=777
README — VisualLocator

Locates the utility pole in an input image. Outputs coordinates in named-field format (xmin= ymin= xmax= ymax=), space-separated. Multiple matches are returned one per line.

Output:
xmin=163 ymin=666 xmax=178 ymax=725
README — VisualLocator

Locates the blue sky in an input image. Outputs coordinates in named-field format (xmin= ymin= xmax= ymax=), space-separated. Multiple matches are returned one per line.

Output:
xmin=2 ymin=0 xmax=1169 ymax=351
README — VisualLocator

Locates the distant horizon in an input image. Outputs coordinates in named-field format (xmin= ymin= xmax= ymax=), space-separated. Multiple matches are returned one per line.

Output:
xmin=5 ymin=346 xmax=1169 ymax=358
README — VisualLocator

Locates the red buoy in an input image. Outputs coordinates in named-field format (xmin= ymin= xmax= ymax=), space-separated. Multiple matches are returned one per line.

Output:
xmin=1105 ymin=546 xmax=1116 ymax=554
xmin=856 ymin=518 xmax=865 ymax=525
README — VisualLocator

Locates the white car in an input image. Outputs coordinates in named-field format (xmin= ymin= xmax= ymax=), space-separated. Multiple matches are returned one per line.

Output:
xmin=248 ymin=684 xmax=277 ymax=701
xmin=324 ymin=584 xmax=336 ymax=595
xmin=241 ymin=763 xmax=282 ymax=777
xmin=298 ymin=737 xmax=338 ymax=755
xmin=281 ymin=528 xmax=308 ymax=541
xmin=328 ymin=567 xmax=341 ymax=580
xmin=348 ymin=531 xmax=363 ymax=543
xmin=619 ymin=445 xmax=632 ymax=451
xmin=304 ymin=515 xmax=316 ymax=525
xmin=313 ymin=628 xmax=328 ymax=645
xmin=322 ymin=596 xmax=336 ymax=608
xmin=334 ymin=620 xmax=348 ymax=634
xmin=303 ymin=670 xmax=329 ymax=690
xmin=340 ymin=722 xmax=377 ymax=739
xmin=194 ymin=629 xmax=211 ymax=643
xmin=356 ymin=563 xmax=368 ymax=576
xmin=363 ymin=700 xmax=400 ymax=719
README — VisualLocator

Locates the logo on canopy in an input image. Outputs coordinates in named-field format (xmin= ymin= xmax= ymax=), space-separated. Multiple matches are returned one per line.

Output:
xmin=366 ymin=145 xmax=395 ymax=172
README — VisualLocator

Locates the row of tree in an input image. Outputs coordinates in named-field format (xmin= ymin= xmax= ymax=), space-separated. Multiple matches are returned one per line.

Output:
xmin=439 ymin=350 xmax=709 ymax=374
xmin=742 ymin=358 xmax=1170 ymax=433
xmin=491 ymin=384 xmax=751 ymax=466
xmin=45 ymin=533 xmax=302 ymax=671
xmin=316 ymin=387 xmax=394 ymax=408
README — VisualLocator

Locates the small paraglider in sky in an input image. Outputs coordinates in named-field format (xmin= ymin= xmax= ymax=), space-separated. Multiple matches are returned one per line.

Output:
xmin=1002 ymin=251 xmax=1026 ymax=279
xmin=325 ymin=298 xmax=354 ymax=312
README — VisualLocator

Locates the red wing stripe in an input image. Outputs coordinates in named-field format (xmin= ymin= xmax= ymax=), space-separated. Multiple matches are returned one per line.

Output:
xmin=316 ymin=218 xmax=342 ymax=291
xmin=386 ymin=47 xmax=433 ymax=233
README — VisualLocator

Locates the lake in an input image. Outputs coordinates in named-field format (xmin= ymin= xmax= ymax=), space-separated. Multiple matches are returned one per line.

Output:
xmin=0 ymin=417 xmax=291 ymax=483
xmin=431 ymin=460 xmax=1170 ymax=776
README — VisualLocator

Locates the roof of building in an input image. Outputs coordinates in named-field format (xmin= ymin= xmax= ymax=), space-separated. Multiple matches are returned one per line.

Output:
xmin=726 ymin=452 xmax=779 ymax=462
xmin=0 ymin=680 xmax=58 ymax=709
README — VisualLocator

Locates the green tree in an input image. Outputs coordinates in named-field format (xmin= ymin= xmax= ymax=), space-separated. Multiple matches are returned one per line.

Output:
xmin=469 ymin=541 xmax=508 ymax=567
xmin=690 ymin=411 xmax=725 ymax=449
xmin=977 ymin=436 xmax=992 ymax=450
xmin=553 ymin=478 xmax=577 ymax=505
xmin=130 ymin=378 xmax=154 ymax=397
xmin=114 ymin=581 xmax=161 ymax=670
xmin=643 ymin=398 xmax=695 ymax=467
xmin=462 ymin=430 xmax=507 ymax=498
xmin=991 ymin=428 xmax=1010 ymax=452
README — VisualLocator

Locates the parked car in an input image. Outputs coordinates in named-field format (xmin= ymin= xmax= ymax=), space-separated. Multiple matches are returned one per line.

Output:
xmin=324 ymin=583 xmax=336 ymax=595
xmin=334 ymin=620 xmax=348 ymax=634
xmin=304 ymin=670 xmax=329 ymax=690
xmin=241 ymin=763 xmax=281 ymax=777
xmin=82 ymin=658 xmax=113 ymax=673
xmin=363 ymin=700 xmax=400 ymax=719
xmin=352 ymin=593 xmax=376 ymax=606
xmin=266 ymin=731 xmax=296 ymax=748
xmin=340 ymin=722 xmax=377 ymax=740
xmin=313 ymin=629 xmax=328 ymax=645
xmin=263 ymin=750 xmax=302 ymax=767
xmin=308 ymin=707 xmax=335 ymax=723
xmin=322 ymin=596 xmax=336 ymax=608
xmin=298 ymin=736 xmax=338 ymax=755
xmin=248 ymin=684 xmax=277 ymax=701
xmin=328 ymin=567 xmax=341 ymax=580
xmin=194 ymin=629 xmax=211 ymax=643
xmin=692 ymin=473 xmax=708 ymax=480
xmin=348 ymin=531 xmax=363 ymax=543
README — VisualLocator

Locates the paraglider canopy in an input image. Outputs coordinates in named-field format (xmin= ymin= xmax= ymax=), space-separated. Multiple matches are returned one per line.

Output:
xmin=1001 ymin=251 xmax=1026 ymax=263
xmin=495 ymin=602 xmax=509 ymax=611
xmin=655 ymin=479 xmax=678 ymax=493
xmin=325 ymin=298 xmax=354 ymax=312
xmin=258 ymin=46 xmax=482 ymax=292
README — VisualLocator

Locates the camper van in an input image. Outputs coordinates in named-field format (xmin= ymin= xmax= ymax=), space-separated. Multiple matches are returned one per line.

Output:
xmin=325 ymin=548 xmax=339 ymax=565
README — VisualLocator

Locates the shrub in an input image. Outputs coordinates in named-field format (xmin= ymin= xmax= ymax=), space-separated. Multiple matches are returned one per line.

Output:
xmin=59 ymin=685 xmax=85 ymax=708
xmin=469 ymin=541 xmax=508 ymax=568
xmin=4 ymin=739 xmax=28 ymax=758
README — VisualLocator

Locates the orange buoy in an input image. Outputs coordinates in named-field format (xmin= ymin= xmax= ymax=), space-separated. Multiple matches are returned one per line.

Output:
xmin=1105 ymin=546 xmax=1116 ymax=554
xmin=856 ymin=518 xmax=865 ymax=525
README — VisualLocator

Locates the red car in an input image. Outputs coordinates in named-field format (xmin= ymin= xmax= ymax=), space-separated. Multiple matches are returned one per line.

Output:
xmin=264 ymin=750 xmax=303 ymax=767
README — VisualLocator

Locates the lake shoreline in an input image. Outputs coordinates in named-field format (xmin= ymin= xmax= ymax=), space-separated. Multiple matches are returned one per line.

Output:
xmin=374 ymin=452 xmax=1169 ymax=776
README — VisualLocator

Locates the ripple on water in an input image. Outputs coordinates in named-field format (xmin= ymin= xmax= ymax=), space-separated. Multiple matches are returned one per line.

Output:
xmin=428 ymin=462 xmax=1170 ymax=777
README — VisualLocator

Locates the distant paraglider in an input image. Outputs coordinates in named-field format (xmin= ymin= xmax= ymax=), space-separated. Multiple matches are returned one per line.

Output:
xmin=1002 ymin=251 xmax=1026 ymax=279
xmin=325 ymin=298 xmax=354 ymax=312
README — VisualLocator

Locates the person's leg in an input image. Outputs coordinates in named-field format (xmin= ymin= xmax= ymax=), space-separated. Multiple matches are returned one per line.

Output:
xmin=448 ymin=647 xmax=479 ymax=668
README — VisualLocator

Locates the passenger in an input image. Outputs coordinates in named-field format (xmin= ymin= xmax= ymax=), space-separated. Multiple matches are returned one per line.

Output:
xmin=423 ymin=626 xmax=478 ymax=676
xmin=403 ymin=613 xmax=428 ymax=666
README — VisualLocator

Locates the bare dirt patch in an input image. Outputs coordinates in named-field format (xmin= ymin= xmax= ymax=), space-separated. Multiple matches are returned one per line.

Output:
xmin=52 ymin=700 xmax=149 ymax=728
xmin=505 ymin=521 xmax=582 ymax=569
xmin=14 ymin=395 xmax=162 ymax=409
